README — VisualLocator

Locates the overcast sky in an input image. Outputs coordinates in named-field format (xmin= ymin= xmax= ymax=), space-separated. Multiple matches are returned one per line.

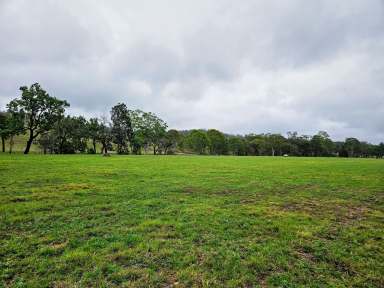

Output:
xmin=0 ymin=0 xmax=383 ymax=143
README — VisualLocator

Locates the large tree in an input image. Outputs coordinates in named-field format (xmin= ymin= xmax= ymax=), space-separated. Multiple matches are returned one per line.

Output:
xmin=7 ymin=83 xmax=69 ymax=154
xmin=111 ymin=103 xmax=133 ymax=154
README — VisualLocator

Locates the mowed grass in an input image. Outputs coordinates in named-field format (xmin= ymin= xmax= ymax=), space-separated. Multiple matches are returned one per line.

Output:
xmin=0 ymin=155 xmax=383 ymax=287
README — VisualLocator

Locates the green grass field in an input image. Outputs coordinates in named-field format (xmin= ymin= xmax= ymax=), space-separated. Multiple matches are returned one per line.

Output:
xmin=1 ymin=155 xmax=383 ymax=287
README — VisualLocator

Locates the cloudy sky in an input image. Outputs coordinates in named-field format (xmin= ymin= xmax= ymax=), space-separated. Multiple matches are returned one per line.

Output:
xmin=0 ymin=0 xmax=383 ymax=142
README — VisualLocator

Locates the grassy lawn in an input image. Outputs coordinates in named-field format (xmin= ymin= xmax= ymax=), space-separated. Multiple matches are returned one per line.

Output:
xmin=0 ymin=155 xmax=383 ymax=287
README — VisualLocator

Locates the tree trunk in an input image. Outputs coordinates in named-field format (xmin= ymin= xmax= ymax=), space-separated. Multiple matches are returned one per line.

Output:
xmin=271 ymin=147 xmax=275 ymax=156
xmin=153 ymin=146 xmax=157 ymax=155
xmin=1 ymin=136 xmax=5 ymax=152
xmin=24 ymin=135 xmax=34 ymax=154
xmin=9 ymin=135 xmax=13 ymax=154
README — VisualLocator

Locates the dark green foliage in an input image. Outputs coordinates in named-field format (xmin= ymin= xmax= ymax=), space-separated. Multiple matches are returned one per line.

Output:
xmin=0 ymin=111 xmax=25 ymax=153
xmin=310 ymin=131 xmax=334 ymax=156
xmin=343 ymin=137 xmax=361 ymax=158
xmin=228 ymin=136 xmax=247 ymax=155
xmin=207 ymin=129 xmax=227 ymax=155
xmin=128 ymin=109 xmax=167 ymax=154
xmin=111 ymin=103 xmax=133 ymax=154
xmin=87 ymin=118 xmax=101 ymax=154
xmin=161 ymin=129 xmax=181 ymax=154
xmin=377 ymin=142 xmax=384 ymax=158
xmin=185 ymin=130 xmax=209 ymax=154
xmin=7 ymin=83 xmax=69 ymax=154
xmin=286 ymin=132 xmax=312 ymax=156
xmin=97 ymin=117 xmax=113 ymax=155
xmin=37 ymin=116 xmax=88 ymax=154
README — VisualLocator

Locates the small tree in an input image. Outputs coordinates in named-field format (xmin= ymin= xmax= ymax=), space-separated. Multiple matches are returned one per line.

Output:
xmin=128 ymin=110 xmax=167 ymax=154
xmin=97 ymin=117 xmax=113 ymax=156
xmin=6 ymin=111 xmax=25 ymax=153
xmin=111 ymin=103 xmax=133 ymax=154
xmin=141 ymin=112 xmax=167 ymax=155
xmin=87 ymin=118 xmax=101 ymax=153
xmin=7 ymin=83 xmax=69 ymax=154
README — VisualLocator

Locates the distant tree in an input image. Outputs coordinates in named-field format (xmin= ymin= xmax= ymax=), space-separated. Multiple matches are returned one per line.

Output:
xmin=310 ymin=131 xmax=334 ymax=156
xmin=161 ymin=129 xmax=181 ymax=154
xmin=87 ymin=118 xmax=101 ymax=154
xmin=0 ymin=111 xmax=9 ymax=152
xmin=37 ymin=132 xmax=56 ymax=154
xmin=359 ymin=142 xmax=374 ymax=158
xmin=343 ymin=137 xmax=361 ymax=158
xmin=228 ymin=136 xmax=247 ymax=156
xmin=97 ymin=117 xmax=113 ymax=156
xmin=286 ymin=131 xmax=300 ymax=156
xmin=176 ymin=131 xmax=187 ymax=151
xmin=295 ymin=135 xmax=312 ymax=156
xmin=6 ymin=111 xmax=25 ymax=153
xmin=131 ymin=132 xmax=145 ymax=154
xmin=244 ymin=134 xmax=259 ymax=155
xmin=111 ymin=103 xmax=133 ymax=154
xmin=129 ymin=110 xmax=167 ymax=154
xmin=142 ymin=112 xmax=167 ymax=155
xmin=185 ymin=130 xmax=209 ymax=154
xmin=207 ymin=129 xmax=227 ymax=155
xmin=376 ymin=143 xmax=384 ymax=158
xmin=247 ymin=138 xmax=260 ymax=155
xmin=37 ymin=116 xmax=88 ymax=154
xmin=59 ymin=116 xmax=88 ymax=153
xmin=7 ymin=83 xmax=69 ymax=154
xmin=264 ymin=134 xmax=286 ymax=156
xmin=128 ymin=110 xmax=147 ymax=153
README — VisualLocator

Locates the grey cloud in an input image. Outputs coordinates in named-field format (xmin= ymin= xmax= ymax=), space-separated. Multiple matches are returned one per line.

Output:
xmin=0 ymin=0 xmax=383 ymax=143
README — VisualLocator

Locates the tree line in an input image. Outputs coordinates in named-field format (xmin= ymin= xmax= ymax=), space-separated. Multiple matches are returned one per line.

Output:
xmin=0 ymin=83 xmax=383 ymax=158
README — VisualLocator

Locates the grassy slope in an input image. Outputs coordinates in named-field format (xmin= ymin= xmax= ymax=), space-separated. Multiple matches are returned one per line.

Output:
xmin=0 ymin=155 xmax=383 ymax=287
